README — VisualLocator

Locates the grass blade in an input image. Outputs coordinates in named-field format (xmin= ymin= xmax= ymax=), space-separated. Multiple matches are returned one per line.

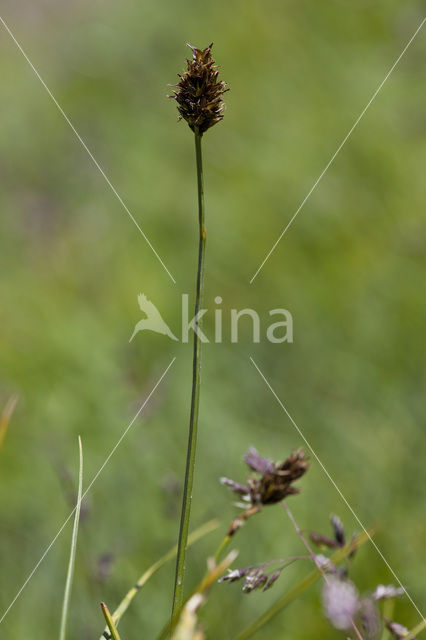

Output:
xmin=101 ymin=602 xmax=123 ymax=640
xmin=406 ymin=618 xmax=426 ymax=640
xmin=59 ymin=436 xmax=83 ymax=640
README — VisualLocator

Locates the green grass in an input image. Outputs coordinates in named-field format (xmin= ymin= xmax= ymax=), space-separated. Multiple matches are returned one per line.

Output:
xmin=59 ymin=436 xmax=83 ymax=640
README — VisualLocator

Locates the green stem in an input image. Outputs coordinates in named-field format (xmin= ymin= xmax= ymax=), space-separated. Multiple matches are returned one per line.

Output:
xmin=380 ymin=599 xmax=394 ymax=640
xmin=101 ymin=603 xmax=123 ymax=640
xmin=171 ymin=130 xmax=206 ymax=619
xmin=59 ymin=436 xmax=83 ymax=640
xmin=214 ymin=534 xmax=232 ymax=564
xmin=406 ymin=618 xmax=426 ymax=640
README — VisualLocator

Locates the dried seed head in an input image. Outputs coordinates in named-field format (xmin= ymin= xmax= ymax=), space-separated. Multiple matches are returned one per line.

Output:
xmin=221 ymin=447 xmax=309 ymax=536
xmin=257 ymin=448 xmax=309 ymax=505
xmin=169 ymin=43 xmax=228 ymax=135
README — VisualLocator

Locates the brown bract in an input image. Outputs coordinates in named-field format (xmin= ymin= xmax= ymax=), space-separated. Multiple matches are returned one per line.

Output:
xmin=169 ymin=43 xmax=228 ymax=135
xmin=249 ymin=448 xmax=309 ymax=505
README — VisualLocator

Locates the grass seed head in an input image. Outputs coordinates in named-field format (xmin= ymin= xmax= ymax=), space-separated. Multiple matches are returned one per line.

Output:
xmin=170 ymin=43 xmax=228 ymax=135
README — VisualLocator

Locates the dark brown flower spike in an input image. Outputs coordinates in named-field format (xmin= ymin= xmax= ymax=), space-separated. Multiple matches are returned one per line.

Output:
xmin=221 ymin=447 xmax=309 ymax=536
xmin=169 ymin=43 xmax=228 ymax=135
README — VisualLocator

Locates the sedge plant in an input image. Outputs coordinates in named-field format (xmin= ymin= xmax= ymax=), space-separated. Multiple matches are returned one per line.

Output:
xmin=168 ymin=43 xmax=228 ymax=619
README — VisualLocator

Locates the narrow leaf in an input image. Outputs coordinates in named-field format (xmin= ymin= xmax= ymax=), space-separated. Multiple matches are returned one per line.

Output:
xmin=59 ymin=436 xmax=83 ymax=640
xmin=406 ymin=618 xmax=426 ymax=640
xmin=101 ymin=602 xmax=123 ymax=640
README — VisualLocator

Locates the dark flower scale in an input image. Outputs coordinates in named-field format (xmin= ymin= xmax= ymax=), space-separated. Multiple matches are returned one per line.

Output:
xmin=221 ymin=447 xmax=309 ymax=536
xmin=169 ymin=43 xmax=228 ymax=135
xmin=310 ymin=514 xmax=358 ymax=559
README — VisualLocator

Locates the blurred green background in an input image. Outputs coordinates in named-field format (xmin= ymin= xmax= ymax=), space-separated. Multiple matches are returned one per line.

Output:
xmin=0 ymin=1 xmax=425 ymax=638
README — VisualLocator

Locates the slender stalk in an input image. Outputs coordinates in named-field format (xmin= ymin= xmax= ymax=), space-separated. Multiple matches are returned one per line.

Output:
xmin=101 ymin=603 xmax=123 ymax=640
xmin=406 ymin=618 xmax=426 ymax=640
xmin=59 ymin=436 xmax=83 ymax=640
xmin=198 ymin=533 xmax=232 ymax=587
xmin=172 ymin=130 xmax=206 ymax=619
xmin=213 ymin=534 xmax=232 ymax=564
xmin=380 ymin=599 xmax=394 ymax=640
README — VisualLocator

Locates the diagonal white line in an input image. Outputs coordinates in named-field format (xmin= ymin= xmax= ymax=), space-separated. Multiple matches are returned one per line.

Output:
xmin=250 ymin=356 xmax=425 ymax=622
xmin=0 ymin=357 xmax=176 ymax=625
xmin=250 ymin=17 xmax=426 ymax=284
xmin=0 ymin=15 xmax=176 ymax=284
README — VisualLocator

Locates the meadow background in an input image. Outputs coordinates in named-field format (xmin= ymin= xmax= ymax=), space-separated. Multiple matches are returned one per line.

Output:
xmin=0 ymin=1 xmax=425 ymax=638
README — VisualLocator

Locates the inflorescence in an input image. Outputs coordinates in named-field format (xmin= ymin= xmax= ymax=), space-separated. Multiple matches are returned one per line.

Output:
xmin=169 ymin=43 xmax=228 ymax=135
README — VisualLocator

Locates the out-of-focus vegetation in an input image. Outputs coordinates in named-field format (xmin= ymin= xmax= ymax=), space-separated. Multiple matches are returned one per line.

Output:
xmin=0 ymin=1 xmax=425 ymax=638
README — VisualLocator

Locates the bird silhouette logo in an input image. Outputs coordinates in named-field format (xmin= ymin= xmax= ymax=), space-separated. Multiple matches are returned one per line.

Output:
xmin=129 ymin=294 xmax=179 ymax=342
